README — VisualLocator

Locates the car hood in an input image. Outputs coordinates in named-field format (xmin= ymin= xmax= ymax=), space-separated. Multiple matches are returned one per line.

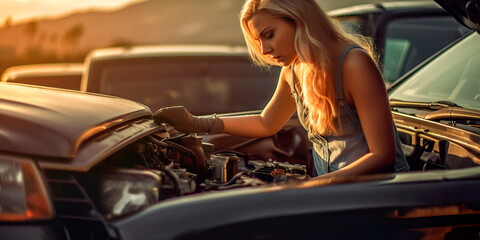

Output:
xmin=435 ymin=0 xmax=480 ymax=32
xmin=0 ymin=83 xmax=152 ymax=159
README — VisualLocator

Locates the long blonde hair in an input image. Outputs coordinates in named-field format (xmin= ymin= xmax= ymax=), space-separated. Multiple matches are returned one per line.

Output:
xmin=240 ymin=0 xmax=376 ymax=135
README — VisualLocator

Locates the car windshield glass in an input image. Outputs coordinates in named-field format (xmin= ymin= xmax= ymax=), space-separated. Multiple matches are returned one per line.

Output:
xmin=98 ymin=58 xmax=279 ymax=115
xmin=383 ymin=16 xmax=469 ymax=83
xmin=389 ymin=32 xmax=480 ymax=111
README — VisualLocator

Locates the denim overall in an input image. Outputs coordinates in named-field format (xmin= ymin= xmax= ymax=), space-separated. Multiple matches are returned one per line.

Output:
xmin=287 ymin=45 xmax=409 ymax=175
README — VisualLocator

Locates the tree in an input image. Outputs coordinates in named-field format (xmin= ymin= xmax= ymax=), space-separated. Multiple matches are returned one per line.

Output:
xmin=3 ymin=16 xmax=12 ymax=28
xmin=24 ymin=20 xmax=38 ymax=38
xmin=63 ymin=23 xmax=85 ymax=46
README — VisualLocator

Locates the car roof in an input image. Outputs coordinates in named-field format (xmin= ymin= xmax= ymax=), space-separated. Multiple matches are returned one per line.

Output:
xmin=85 ymin=44 xmax=249 ymax=62
xmin=0 ymin=83 xmax=151 ymax=159
xmin=328 ymin=1 xmax=444 ymax=17
xmin=1 ymin=63 xmax=84 ymax=81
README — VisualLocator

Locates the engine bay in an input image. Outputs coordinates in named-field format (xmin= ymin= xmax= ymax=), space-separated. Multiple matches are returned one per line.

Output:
xmin=73 ymin=126 xmax=309 ymax=220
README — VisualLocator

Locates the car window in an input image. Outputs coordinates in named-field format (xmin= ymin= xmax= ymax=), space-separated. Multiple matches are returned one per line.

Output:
xmin=383 ymin=16 xmax=469 ymax=83
xmin=97 ymin=57 xmax=279 ymax=114
xmin=389 ymin=32 xmax=480 ymax=110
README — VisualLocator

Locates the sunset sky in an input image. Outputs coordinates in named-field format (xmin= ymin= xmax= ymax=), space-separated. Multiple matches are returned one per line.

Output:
xmin=0 ymin=0 xmax=145 ymax=24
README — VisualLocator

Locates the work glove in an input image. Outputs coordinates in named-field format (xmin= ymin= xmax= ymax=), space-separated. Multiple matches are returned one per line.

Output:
xmin=153 ymin=106 xmax=224 ymax=134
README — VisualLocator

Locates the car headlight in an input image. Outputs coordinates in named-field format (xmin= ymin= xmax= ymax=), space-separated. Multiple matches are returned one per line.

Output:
xmin=0 ymin=155 xmax=54 ymax=221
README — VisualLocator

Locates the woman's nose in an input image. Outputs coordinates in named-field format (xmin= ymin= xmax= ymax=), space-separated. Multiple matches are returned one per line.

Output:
xmin=261 ymin=42 xmax=272 ymax=55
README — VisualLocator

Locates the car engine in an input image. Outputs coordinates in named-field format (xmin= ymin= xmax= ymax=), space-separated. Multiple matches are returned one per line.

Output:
xmin=75 ymin=126 xmax=309 ymax=220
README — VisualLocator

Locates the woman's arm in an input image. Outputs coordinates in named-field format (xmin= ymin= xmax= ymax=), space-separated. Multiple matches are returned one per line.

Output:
xmin=222 ymin=67 xmax=297 ymax=138
xmin=317 ymin=49 xmax=396 ymax=179
xmin=153 ymin=67 xmax=296 ymax=136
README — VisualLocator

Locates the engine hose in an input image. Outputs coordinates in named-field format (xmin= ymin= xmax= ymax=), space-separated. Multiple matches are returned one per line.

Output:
xmin=165 ymin=141 xmax=199 ymax=169
xmin=148 ymin=135 xmax=170 ymax=147
xmin=149 ymin=135 xmax=199 ymax=169
xmin=163 ymin=163 xmax=184 ymax=196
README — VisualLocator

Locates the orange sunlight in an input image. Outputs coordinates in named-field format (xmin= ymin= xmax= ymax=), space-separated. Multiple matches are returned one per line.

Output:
xmin=0 ymin=0 xmax=145 ymax=25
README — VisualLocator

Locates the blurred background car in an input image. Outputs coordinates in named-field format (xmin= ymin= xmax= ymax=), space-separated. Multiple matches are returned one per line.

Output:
xmin=329 ymin=1 xmax=470 ymax=83
xmin=1 ymin=63 xmax=83 ymax=90
xmin=80 ymin=44 xmax=280 ymax=115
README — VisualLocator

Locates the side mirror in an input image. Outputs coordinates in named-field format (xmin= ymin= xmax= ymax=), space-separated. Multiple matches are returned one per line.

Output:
xmin=466 ymin=0 xmax=480 ymax=27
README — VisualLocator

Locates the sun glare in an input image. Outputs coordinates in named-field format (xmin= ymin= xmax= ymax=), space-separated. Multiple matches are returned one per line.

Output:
xmin=1 ymin=0 xmax=144 ymax=24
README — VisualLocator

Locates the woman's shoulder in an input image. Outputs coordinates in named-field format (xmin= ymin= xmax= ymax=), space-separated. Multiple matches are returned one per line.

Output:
xmin=342 ymin=47 xmax=378 ymax=74
xmin=341 ymin=46 xmax=384 ymax=91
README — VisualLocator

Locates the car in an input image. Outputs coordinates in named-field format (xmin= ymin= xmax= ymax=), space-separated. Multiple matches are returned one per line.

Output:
xmin=0 ymin=63 xmax=83 ymax=90
xmin=0 ymin=1 xmax=479 ymax=240
xmin=80 ymin=44 xmax=280 ymax=115
xmin=328 ymin=1 xmax=470 ymax=83
xmin=387 ymin=0 xmax=480 ymax=172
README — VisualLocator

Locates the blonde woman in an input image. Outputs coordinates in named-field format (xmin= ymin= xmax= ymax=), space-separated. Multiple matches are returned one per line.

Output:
xmin=154 ymin=0 xmax=409 ymax=178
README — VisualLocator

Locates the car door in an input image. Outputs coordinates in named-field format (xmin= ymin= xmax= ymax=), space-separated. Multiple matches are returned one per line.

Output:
xmin=331 ymin=3 xmax=470 ymax=83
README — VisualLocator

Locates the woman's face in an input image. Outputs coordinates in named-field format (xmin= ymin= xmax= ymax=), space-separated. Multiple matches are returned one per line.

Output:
xmin=248 ymin=10 xmax=297 ymax=66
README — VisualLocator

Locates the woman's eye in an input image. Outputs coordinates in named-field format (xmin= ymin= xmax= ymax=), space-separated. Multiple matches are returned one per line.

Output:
xmin=261 ymin=31 xmax=273 ymax=39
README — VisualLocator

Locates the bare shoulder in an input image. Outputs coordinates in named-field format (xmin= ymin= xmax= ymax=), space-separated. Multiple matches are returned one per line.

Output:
xmin=341 ymin=47 xmax=387 ymax=108
xmin=342 ymin=48 xmax=383 ymax=86
xmin=343 ymin=48 xmax=378 ymax=72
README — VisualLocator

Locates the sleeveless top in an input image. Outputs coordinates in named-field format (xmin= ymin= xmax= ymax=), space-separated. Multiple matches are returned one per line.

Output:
xmin=286 ymin=45 xmax=410 ymax=175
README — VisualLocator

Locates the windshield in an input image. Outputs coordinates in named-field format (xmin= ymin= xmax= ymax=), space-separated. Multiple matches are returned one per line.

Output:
xmin=389 ymin=32 xmax=480 ymax=111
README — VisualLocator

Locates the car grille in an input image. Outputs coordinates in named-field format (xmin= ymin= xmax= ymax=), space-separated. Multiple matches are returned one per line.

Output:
xmin=44 ymin=170 xmax=118 ymax=240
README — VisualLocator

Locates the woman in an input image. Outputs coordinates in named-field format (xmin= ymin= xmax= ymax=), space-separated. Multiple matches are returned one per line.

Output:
xmin=154 ymin=0 xmax=409 ymax=178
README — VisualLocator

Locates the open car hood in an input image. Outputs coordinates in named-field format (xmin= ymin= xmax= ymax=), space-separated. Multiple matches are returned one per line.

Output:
xmin=434 ymin=0 xmax=480 ymax=32
xmin=0 ymin=83 xmax=152 ymax=159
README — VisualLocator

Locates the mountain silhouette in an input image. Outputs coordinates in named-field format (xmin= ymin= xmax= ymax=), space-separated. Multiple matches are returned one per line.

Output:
xmin=0 ymin=0 xmax=246 ymax=60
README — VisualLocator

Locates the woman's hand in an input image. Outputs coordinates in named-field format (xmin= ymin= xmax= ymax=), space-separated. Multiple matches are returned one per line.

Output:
xmin=153 ymin=106 xmax=224 ymax=134
xmin=154 ymin=106 xmax=196 ymax=133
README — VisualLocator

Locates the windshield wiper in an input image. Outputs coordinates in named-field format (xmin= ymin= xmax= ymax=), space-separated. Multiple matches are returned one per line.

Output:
xmin=390 ymin=99 xmax=480 ymax=122
xmin=390 ymin=99 xmax=459 ymax=110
